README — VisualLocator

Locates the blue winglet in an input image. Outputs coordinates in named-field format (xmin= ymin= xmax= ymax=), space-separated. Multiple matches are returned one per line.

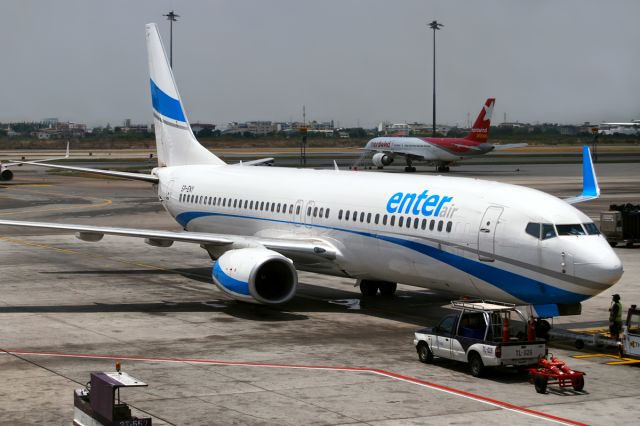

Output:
xmin=582 ymin=145 xmax=599 ymax=197
xmin=564 ymin=146 xmax=600 ymax=204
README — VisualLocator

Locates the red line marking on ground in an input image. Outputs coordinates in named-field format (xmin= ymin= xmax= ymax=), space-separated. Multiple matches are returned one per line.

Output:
xmin=1 ymin=349 xmax=587 ymax=426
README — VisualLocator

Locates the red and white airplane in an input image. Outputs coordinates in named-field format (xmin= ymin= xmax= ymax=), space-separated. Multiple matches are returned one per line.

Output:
xmin=364 ymin=98 xmax=526 ymax=172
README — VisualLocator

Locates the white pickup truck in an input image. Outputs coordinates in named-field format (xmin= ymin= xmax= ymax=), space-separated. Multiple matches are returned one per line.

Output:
xmin=414 ymin=300 xmax=546 ymax=377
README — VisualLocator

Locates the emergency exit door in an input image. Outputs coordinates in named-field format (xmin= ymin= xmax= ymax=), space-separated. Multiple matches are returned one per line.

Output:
xmin=477 ymin=206 xmax=503 ymax=261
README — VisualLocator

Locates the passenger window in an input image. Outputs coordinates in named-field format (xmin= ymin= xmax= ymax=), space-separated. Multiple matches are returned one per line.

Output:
xmin=213 ymin=197 xmax=217 ymax=206
xmin=353 ymin=211 xmax=358 ymax=222
xmin=382 ymin=215 xmax=388 ymax=225
xmin=339 ymin=210 xmax=343 ymax=220
xmin=307 ymin=206 xmax=311 ymax=216
xmin=313 ymin=207 xmax=318 ymax=217
xmin=374 ymin=213 xmax=380 ymax=224
xmin=366 ymin=213 xmax=371 ymax=223
xmin=405 ymin=217 xmax=411 ymax=228
xmin=244 ymin=200 xmax=248 ymax=209
xmin=325 ymin=208 xmax=330 ymax=218
xmin=271 ymin=203 xmax=275 ymax=212
xmin=446 ymin=221 xmax=452 ymax=232
xmin=296 ymin=205 xmax=300 ymax=215
xmin=390 ymin=215 xmax=396 ymax=226
xmin=429 ymin=220 xmax=435 ymax=231
xmin=556 ymin=224 xmax=585 ymax=236
xmin=414 ymin=218 xmax=419 ymax=229
xmin=345 ymin=210 xmax=350 ymax=220
xmin=223 ymin=198 xmax=227 ymax=207
xmin=319 ymin=207 xmax=324 ymax=218
xmin=421 ymin=219 xmax=427 ymax=230
xmin=282 ymin=204 xmax=286 ymax=213
xmin=437 ymin=220 xmax=443 ymax=231
xmin=399 ymin=216 xmax=404 ymax=227
xmin=525 ymin=222 xmax=541 ymax=239
xmin=360 ymin=212 xmax=365 ymax=222
xmin=289 ymin=205 xmax=293 ymax=214
xmin=233 ymin=199 xmax=237 ymax=208
xmin=249 ymin=200 xmax=253 ymax=209
xmin=277 ymin=203 xmax=281 ymax=213
xmin=260 ymin=201 xmax=264 ymax=210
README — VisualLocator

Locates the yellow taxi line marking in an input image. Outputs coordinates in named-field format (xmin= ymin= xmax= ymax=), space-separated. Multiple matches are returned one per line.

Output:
xmin=573 ymin=354 xmax=618 ymax=359
xmin=0 ymin=187 xmax=112 ymax=216
xmin=0 ymin=235 xmax=207 ymax=280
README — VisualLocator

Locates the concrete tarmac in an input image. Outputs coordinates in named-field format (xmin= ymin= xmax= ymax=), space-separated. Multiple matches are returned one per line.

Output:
xmin=0 ymin=160 xmax=639 ymax=425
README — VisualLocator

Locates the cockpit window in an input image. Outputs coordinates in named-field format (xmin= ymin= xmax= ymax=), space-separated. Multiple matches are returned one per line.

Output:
xmin=525 ymin=223 xmax=541 ymax=239
xmin=556 ymin=224 xmax=586 ymax=236
xmin=542 ymin=224 xmax=556 ymax=240
xmin=584 ymin=223 xmax=601 ymax=235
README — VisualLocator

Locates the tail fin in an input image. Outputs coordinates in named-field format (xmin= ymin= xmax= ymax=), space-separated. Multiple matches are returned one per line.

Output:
xmin=465 ymin=98 xmax=495 ymax=143
xmin=145 ymin=23 xmax=225 ymax=167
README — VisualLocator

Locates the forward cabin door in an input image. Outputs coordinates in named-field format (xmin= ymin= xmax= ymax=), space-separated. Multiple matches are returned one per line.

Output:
xmin=477 ymin=206 xmax=503 ymax=262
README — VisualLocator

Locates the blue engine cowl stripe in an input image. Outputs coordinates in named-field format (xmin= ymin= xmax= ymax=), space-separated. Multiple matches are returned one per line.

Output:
xmin=182 ymin=211 xmax=585 ymax=305
xmin=212 ymin=262 xmax=250 ymax=296
xmin=150 ymin=79 xmax=186 ymax=122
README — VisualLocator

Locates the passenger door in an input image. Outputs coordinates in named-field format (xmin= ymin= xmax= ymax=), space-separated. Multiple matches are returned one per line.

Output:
xmin=478 ymin=206 xmax=503 ymax=261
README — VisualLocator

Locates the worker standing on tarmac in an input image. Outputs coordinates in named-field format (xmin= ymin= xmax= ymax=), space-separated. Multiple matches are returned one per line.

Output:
xmin=609 ymin=294 xmax=623 ymax=341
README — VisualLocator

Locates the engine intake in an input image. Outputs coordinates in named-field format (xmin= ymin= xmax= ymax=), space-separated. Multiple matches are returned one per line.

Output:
xmin=1 ymin=169 xmax=14 ymax=181
xmin=212 ymin=248 xmax=297 ymax=305
xmin=372 ymin=152 xmax=394 ymax=167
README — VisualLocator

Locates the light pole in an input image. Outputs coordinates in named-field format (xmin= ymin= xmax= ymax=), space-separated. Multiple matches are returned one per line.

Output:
xmin=163 ymin=11 xmax=179 ymax=68
xmin=428 ymin=20 xmax=443 ymax=137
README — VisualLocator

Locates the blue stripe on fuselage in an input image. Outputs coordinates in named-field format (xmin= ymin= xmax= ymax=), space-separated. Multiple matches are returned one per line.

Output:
xmin=178 ymin=210 xmax=584 ymax=305
xmin=150 ymin=79 xmax=186 ymax=122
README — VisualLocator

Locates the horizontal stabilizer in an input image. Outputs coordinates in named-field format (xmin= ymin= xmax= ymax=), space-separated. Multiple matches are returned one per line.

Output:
xmin=492 ymin=143 xmax=528 ymax=151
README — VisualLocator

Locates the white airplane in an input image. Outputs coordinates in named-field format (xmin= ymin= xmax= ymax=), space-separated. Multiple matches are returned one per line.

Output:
xmin=0 ymin=24 xmax=623 ymax=318
xmin=0 ymin=142 xmax=70 ymax=181
xmin=364 ymin=99 xmax=527 ymax=172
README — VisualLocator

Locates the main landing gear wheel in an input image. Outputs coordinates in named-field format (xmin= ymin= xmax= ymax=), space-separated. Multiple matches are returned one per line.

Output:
xmin=379 ymin=282 xmax=397 ymax=297
xmin=359 ymin=280 xmax=379 ymax=297
xmin=436 ymin=165 xmax=450 ymax=172
xmin=404 ymin=166 xmax=417 ymax=172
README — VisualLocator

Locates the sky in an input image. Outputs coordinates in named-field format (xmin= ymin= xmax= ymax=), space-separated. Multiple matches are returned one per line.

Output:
xmin=3 ymin=0 xmax=639 ymax=128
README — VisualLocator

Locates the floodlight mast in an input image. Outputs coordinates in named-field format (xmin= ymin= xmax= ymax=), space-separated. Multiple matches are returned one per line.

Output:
xmin=163 ymin=11 xmax=180 ymax=68
xmin=428 ymin=20 xmax=443 ymax=137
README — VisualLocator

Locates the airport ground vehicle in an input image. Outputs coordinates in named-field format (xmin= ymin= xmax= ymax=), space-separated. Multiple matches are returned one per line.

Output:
xmin=621 ymin=304 xmax=640 ymax=358
xmin=528 ymin=355 xmax=585 ymax=393
xmin=413 ymin=300 xmax=546 ymax=377
xmin=600 ymin=204 xmax=640 ymax=247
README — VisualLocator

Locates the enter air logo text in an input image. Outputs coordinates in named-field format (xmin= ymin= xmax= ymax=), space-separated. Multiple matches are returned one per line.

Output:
xmin=386 ymin=190 xmax=457 ymax=218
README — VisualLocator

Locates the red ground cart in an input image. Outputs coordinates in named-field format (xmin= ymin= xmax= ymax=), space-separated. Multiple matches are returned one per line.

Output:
xmin=528 ymin=355 xmax=586 ymax=393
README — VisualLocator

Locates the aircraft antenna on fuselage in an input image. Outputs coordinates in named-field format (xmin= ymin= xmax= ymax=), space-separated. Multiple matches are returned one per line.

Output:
xmin=145 ymin=23 xmax=225 ymax=168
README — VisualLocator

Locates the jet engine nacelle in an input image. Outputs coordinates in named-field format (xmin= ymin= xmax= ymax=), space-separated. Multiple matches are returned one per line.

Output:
xmin=212 ymin=247 xmax=298 ymax=305
xmin=372 ymin=152 xmax=394 ymax=167
xmin=0 ymin=169 xmax=14 ymax=181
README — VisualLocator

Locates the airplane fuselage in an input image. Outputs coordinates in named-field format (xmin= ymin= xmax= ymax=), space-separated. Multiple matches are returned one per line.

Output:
xmin=156 ymin=165 xmax=622 ymax=307
xmin=366 ymin=136 xmax=494 ymax=163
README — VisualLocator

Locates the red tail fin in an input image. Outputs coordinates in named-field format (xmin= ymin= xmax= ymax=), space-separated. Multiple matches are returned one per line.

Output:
xmin=466 ymin=98 xmax=495 ymax=142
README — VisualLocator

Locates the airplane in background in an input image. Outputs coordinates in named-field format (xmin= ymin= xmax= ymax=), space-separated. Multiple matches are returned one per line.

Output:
xmin=0 ymin=24 xmax=623 ymax=319
xmin=0 ymin=142 xmax=69 ymax=181
xmin=364 ymin=98 xmax=527 ymax=172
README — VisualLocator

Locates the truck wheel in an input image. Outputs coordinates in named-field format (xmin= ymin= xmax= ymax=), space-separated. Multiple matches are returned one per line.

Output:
xmin=417 ymin=342 xmax=433 ymax=364
xmin=379 ymin=282 xmax=397 ymax=297
xmin=469 ymin=353 xmax=484 ymax=377
xmin=534 ymin=375 xmax=548 ymax=394
xmin=572 ymin=375 xmax=585 ymax=391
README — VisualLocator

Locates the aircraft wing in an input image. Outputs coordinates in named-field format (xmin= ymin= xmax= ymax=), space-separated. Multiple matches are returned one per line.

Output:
xmin=11 ymin=160 xmax=159 ymax=183
xmin=492 ymin=143 xmax=528 ymax=151
xmin=0 ymin=219 xmax=337 ymax=260
xmin=564 ymin=146 xmax=600 ymax=205
xmin=4 ymin=142 xmax=70 ymax=168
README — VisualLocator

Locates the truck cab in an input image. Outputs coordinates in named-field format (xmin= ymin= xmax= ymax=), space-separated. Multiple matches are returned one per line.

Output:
xmin=414 ymin=300 xmax=546 ymax=377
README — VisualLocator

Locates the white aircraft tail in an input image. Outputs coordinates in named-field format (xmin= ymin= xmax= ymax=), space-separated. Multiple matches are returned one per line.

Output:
xmin=145 ymin=23 xmax=225 ymax=167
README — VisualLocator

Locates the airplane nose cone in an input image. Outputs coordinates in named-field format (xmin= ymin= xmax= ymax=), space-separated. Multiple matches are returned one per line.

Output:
xmin=575 ymin=240 xmax=623 ymax=286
